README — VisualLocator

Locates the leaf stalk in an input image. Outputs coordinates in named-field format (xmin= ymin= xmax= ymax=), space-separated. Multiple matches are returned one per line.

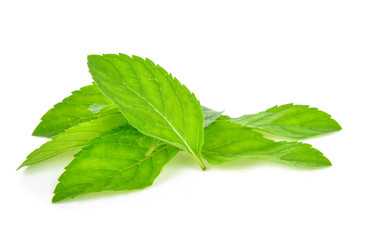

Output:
xmin=194 ymin=155 xmax=206 ymax=171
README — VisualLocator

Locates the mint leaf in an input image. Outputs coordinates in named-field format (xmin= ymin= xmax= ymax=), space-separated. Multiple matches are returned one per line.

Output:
xmin=229 ymin=104 xmax=342 ymax=140
xmin=22 ymin=91 xmax=221 ymax=169
xmin=33 ymin=85 xmax=117 ymax=138
xmin=88 ymin=54 xmax=205 ymax=169
xmin=202 ymin=106 xmax=223 ymax=127
xmin=52 ymin=125 xmax=179 ymax=202
xmin=53 ymin=119 xmax=330 ymax=202
xmin=202 ymin=121 xmax=331 ymax=167
xmin=18 ymin=113 xmax=128 ymax=169
xmin=32 ymin=84 xmax=221 ymax=139
xmin=20 ymin=53 xmax=343 ymax=203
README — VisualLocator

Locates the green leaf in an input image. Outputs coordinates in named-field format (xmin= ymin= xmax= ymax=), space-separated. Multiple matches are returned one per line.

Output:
xmin=229 ymin=104 xmax=342 ymax=140
xmin=18 ymin=113 xmax=128 ymax=169
xmin=53 ymin=120 xmax=331 ymax=202
xmin=32 ymin=85 xmax=117 ymax=138
xmin=52 ymin=125 xmax=179 ymax=203
xmin=88 ymin=54 xmax=205 ymax=169
xmin=22 ymin=85 xmax=221 ymax=169
xmin=202 ymin=106 xmax=223 ymax=127
xmin=202 ymin=121 xmax=331 ymax=167
xmin=32 ymin=83 xmax=221 ymax=139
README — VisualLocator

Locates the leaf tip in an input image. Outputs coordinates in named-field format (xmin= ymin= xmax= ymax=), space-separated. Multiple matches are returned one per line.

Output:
xmin=322 ymin=156 xmax=333 ymax=167
xmin=334 ymin=120 xmax=342 ymax=131
xmin=52 ymin=187 xmax=69 ymax=203
xmin=16 ymin=160 xmax=28 ymax=171
xmin=31 ymin=127 xmax=41 ymax=137
xmin=51 ymin=194 xmax=63 ymax=203
xmin=16 ymin=164 xmax=24 ymax=171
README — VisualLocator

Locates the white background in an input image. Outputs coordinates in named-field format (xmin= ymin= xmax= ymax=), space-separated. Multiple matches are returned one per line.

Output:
xmin=1 ymin=1 xmax=371 ymax=239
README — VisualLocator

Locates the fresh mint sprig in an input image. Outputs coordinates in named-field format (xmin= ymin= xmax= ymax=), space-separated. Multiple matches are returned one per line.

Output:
xmin=19 ymin=54 xmax=342 ymax=203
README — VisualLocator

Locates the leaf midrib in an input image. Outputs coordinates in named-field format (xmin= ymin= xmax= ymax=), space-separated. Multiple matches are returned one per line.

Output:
xmin=61 ymin=145 xmax=171 ymax=192
xmin=100 ymin=60 xmax=199 ymax=160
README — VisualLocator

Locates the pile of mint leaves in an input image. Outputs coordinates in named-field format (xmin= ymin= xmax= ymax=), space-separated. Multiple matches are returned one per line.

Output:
xmin=19 ymin=54 xmax=341 ymax=203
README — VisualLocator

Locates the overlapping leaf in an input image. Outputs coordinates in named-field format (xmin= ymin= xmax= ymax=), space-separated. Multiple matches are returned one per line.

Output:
xmin=202 ymin=106 xmax=223 ymax=127
xmin=202 ymin=121 xmax=331 ymax=167
xmin=53 ymin=125 xmax=179 ymax=202
xmin=88 ymin=54 xmax=205 ymax=169
xmin=33 ymin=84 xmax=222 ymax=139
xmin=19 ymin=54 xmax=342 ymax=203
xmin=18 ymin=113 xmax=128 ymax=169
xmin=20 ymin=97 xmax=221 ymax=169
xmin=53 ymin=120 xmax=332 ymax=202
xmin=229 ymin=104 xmax=342 ymax=140
xmin=33 ymin=85 xmax=117 ymax=138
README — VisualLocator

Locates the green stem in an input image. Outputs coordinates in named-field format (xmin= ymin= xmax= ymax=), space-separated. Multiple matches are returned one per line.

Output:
xmin=194 ymin=155 xmax=206 ymax=171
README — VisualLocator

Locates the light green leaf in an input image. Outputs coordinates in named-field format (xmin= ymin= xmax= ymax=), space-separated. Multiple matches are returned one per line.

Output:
xmin=22 ymin=89 xmax=221 ymax=169
xmin=32 ymin=83 xmax=221 ymax=139
xmin=52 ymin=125 xmax=179 ymax=203
xmin=229 ymin=104 xmax=341 ymax=140
xmin=202 ymin=121 xmax=331 ymax=167
xmin=32 ymin=85 xmax=117 ymax=138
xmin=53 ymin=120 xmax=331 ymax=202
xmin=18 ymin=113 xmax=128 ymax=169
xmin=88 ymin=54 xmax=205 ymax=169
xmin=202 ymin=106 xmax=223 ymax=127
